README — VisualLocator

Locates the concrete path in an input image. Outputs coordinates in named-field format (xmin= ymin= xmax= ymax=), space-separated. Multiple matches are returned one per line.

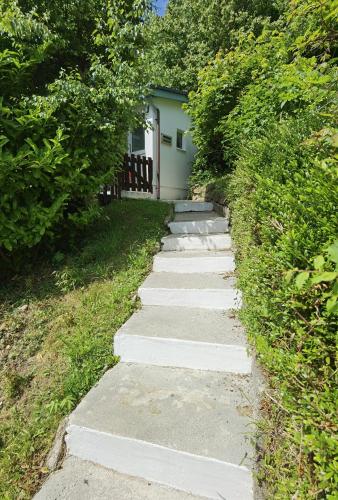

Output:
xmin=36 ymin=200 xmax=261 ymax=500
xmin=35 ymin=456 xmax=201 ymax=500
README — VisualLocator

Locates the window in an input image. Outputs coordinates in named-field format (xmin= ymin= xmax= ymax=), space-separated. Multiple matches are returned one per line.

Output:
xmin=176 ymin=129 xmax=184 ymax=150
xmin=132 ymin=126 xmax=145 ymax=152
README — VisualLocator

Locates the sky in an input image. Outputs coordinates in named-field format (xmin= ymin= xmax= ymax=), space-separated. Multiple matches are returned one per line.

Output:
xmin=155 ymin=0 xmax=168 ymax=16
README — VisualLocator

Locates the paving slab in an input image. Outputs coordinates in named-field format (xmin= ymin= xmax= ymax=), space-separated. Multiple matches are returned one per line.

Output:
xmin=140 ymin=272 xmax=236 ymax=290
xmin=114 ymin=307 xmax=251 ymax=373
xmin=138 ymin=273 xmax=241 ymax=310
xmin=174 ymin=212 xmax=223 ymax=221
xmin=115 ymin=306 xmax=247 ymax=345
xmin=169 ymin=216 xmax=229 ymax=235
xmin=35 ymin=456 xmax=203 ymax=500
xmin=153 ymin=250 xmax=235 ymax=273
xmin=67 ymin=364 xmax=256 ymax=499
xmin=175 ymin=201 xmax=213 ymax=212
xmin=161 ymin=233 xmax=232 ymax=251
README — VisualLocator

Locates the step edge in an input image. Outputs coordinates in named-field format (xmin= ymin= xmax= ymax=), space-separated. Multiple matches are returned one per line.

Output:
xmin=66 ymin=424 xmax=252 ymax=471
xmin=154 ymin=253 xmax=234 ymax=259
xmin=139 ymin=287 xmax=239 ymax=292
xmin=169 ymin=220 xmax=228 ymax=225
xmin=162 ymin=234 xmax=231 ymax=239
xmin=115 ymin=332 xmax=248 ymax=351
xmin=66 ymin=424 xmax=253 ymax=500
xmin=114 ymin=335 xmax=251 ymax=373
xmin=152 ymin=268 xmax=235 ymax=274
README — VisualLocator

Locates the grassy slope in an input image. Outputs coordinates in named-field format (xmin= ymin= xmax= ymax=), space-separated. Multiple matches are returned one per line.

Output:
xmin=0 ymin=199 xmax=169 ymax=499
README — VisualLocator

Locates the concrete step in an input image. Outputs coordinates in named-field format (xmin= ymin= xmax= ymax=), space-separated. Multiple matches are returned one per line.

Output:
xmin=174 ymin=212 xmax=224 ymax=221
xmin=35 ymin=456 xmax=202 ymax=500
xmin=153 ymin=251 xmax=235 ymax=273
xmin=66 ymin=364 xmax=255 ymax=500
xmin=114 ymin=306 xmax=251 ymax=374
xmin=175 ymin=201 xmax=213 ymax=213
xmin=138 ymin=273 xmax=241 ymax=310
xmin=162 ymin=234 xmax=232 ymax=251
xmin=169 ymin=212 xmax=229 ymax=235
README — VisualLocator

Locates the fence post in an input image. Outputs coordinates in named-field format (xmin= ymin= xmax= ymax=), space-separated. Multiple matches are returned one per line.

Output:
xmin=148 ymin=157 xmax=153 ymax=193
xmin=141 ymin=157 xmax=147 ymax=192
xmin=136 ymin=155 xmax=142 ymax=191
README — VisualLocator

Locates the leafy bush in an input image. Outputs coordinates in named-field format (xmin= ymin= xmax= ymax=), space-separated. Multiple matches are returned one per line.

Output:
xmin=187 ymin=0 xmax=338 ymax=496
xmin=0 ymin=1 xmax=150 ymax=253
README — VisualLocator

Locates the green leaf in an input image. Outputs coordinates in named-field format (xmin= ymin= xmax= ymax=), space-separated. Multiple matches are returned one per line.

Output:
xmin=313 ymin=255 xmax=325 ymax=270
xmin=285 ymin=269 xmax=295 ymax=283
xmin=326 ymin=296 xmax=338 ymax=314
xmin=327 ymin=241 xmax=338 ymax=266
xmin=311 ymin=272 xmax=338 ymax=285
xmin=295 ymin=271 xmax=310 ymax=289
xmin=0 ymin=135 xmax=9 ymax=148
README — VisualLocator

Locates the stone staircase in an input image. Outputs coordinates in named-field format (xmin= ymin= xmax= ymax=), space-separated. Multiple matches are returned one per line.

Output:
xmin=36 ymin=201 xmax=260 ymax=500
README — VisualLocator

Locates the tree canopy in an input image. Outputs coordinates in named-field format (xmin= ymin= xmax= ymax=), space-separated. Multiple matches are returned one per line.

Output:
xmin=144 ymin=0 xmax=283 ymax=90
xmin=0 ymin=0 xmax=150 ymax=253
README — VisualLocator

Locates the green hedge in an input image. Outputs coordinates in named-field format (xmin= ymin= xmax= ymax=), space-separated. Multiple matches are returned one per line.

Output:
xmin=187 ymin=1 xmax=338 ymax=496
xmin=228 ymin=116 xmax=337 ymax=498
xmin=0 ymin=1 xmax=150 ymax=253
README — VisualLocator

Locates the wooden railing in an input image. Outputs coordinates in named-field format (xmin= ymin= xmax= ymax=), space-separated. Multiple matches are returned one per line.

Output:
xmin=98 ymin=154 xmax=153 ymax=204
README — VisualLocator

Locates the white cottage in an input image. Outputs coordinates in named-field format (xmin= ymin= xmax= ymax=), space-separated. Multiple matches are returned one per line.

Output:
xmin=126 ymin=87 xmax=195 ymax=200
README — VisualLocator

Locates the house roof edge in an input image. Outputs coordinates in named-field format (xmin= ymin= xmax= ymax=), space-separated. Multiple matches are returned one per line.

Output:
xmin=148 ymin=86 xmax=188 ymax=103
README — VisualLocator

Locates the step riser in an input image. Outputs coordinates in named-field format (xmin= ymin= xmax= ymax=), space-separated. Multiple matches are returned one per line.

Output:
xmin=162 ymin=235 xmax=232 ymax=251
xmin=138 ymin=288 xmax=242 ymax=310
xmin=67 ymin=425 xmax=253 ymax=500
xmin=153 ymin=256 xmax=235 ymax=273
xmin=175 ymin=201 xmax=213 ymax=213
xmin=115 ymin=335 xmax=251 ymax=374
xmin=169 ymin=220 xmax=229 ymax=235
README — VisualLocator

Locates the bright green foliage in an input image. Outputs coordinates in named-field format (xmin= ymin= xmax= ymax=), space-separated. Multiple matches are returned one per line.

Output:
xmin=145 ymin=0 xmax=282 ymax=91
xmin=187 ymin=0 xmax=338 ymax=496
xmin=0 ymin=0 xmax=150 ymax=253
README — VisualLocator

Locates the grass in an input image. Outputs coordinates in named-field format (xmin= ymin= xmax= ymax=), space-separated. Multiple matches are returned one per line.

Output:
xmin=0 ymin=199 xmax=170 ymax=499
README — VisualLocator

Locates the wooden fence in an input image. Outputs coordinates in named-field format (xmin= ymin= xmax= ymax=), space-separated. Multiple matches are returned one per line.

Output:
xmin=98 ymin=154 xmax=153 ymax=205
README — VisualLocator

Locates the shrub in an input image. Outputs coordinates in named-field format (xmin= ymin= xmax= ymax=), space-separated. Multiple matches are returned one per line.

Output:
xmin=0 ymin=1 xmax=150 ymax=253
xmin=187 ymin=0 xmax=338 ymax=496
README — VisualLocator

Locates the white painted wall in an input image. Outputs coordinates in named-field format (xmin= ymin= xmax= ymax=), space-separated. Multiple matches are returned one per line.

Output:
xmin=126 ymin=96 xmax=195 ymax=200
xmin=150 ymin=97 xmax=195 ymax=200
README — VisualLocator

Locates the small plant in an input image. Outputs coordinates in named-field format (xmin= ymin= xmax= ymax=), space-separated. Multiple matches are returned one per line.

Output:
xmin=53 ymin=268 xmax=82 ymax=293
xmin=288 ymin=240 xmax=338 ymax=315
xmin=4 ymin=370 xmax=32 ymax=400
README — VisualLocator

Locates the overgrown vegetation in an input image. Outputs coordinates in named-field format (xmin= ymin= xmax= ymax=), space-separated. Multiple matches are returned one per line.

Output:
xmin=0 ymin=199 xmax=169 ymax=499
xmin=145 ymin=0 xmax=282 ymax=91
xmin=146 ymin=0 xmax=338 ymax=496
xmin=182 ymin=0 xmax=337 ymax=496
xmin=0 ymin=0 xmax=150 ymax=254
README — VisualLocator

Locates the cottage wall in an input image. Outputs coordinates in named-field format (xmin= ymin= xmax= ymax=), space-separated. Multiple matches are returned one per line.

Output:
xmin=150 ymin=97 xmax=195 ymax=200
